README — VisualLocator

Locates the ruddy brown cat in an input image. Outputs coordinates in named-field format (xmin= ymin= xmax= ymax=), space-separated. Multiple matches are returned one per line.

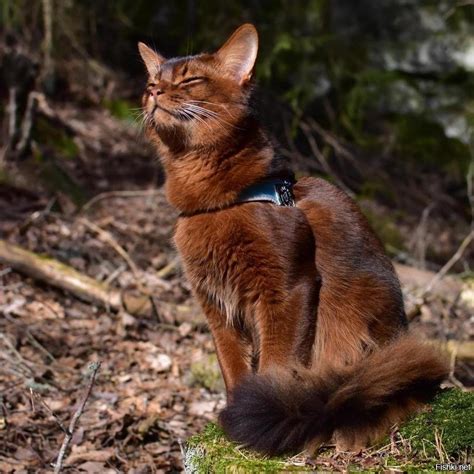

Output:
xmin=138 ymin=24 xmax=448 ymax=455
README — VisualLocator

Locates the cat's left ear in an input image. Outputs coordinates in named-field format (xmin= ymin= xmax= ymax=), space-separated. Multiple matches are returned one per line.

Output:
xmin=215 ymin=23 xmax=258 ymax=85
xmin=138 ymin=42 xmax=165 ymax=77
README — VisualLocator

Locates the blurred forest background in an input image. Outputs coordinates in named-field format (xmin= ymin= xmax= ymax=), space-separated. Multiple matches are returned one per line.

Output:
xmin=0 ymin=1 xmax=473 ymax=472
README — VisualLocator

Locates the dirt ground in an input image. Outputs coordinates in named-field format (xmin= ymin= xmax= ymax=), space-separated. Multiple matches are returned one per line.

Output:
xmin=0 ymin=106 xmax=472 ymax=473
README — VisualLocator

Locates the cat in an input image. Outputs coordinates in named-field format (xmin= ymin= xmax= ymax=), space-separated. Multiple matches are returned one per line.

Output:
xmin=138 ymin=24 xmax=448 ymax=456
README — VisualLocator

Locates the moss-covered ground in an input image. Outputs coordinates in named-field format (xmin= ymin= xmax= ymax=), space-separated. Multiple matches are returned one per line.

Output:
xmin=184 ymin=389 xmax=473 ymax=473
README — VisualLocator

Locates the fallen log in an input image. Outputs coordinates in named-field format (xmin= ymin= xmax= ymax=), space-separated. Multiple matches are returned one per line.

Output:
xmin=1 ymin=240 xmax=470 ymax=353
xmin=0 ymin=239 xmax=204 ymax=326
xmin=394 ymin=262 xmax=463 ymax=300
xmin=432 ymin=340 xmax=474 ymax=362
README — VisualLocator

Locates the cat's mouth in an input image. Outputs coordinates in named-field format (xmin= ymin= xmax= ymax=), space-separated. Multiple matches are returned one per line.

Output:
xmin=151 ymin=103 xmax=206 ymax=126
xmin=152 ymin=104 xmax=181 ymax=119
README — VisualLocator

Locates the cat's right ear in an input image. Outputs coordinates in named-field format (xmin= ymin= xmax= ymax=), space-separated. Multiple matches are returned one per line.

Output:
xmin=138 ymin=42 xmax=165 ymax=77
xmin=216 ymin=24 xmax=258 ymax=85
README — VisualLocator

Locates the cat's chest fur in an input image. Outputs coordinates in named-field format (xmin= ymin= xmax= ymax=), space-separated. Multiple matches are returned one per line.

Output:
xmin=173 ymin=204 xmax=315 ymax=324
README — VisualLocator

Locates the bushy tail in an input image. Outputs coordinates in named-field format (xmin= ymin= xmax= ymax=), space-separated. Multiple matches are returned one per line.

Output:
xmin=219 ymin=335 xmax=448 ymax=455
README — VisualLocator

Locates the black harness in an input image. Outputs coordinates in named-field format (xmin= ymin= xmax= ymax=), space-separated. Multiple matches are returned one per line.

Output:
xmin=236 ymin=178 xmax=295 ymax=207
xmin=179 ymin=178 xmax=296 ymax=217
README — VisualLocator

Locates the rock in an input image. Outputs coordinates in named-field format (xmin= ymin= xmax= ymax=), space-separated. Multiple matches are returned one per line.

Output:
xmin=188 ymin=400 xmax=217 ymax=417
xmin=145 ymin=353 xmax=172 ymax=373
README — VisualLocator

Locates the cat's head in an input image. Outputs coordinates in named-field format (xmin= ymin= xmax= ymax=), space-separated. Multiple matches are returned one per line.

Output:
xmin=138 ymin=24 xmax=258 ymax=150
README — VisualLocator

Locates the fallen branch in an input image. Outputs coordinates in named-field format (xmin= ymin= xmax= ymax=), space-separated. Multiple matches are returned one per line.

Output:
xmin=156 ymin=255 xmax=180 ymax=279
xmin=0 ymin=239 xmax=120 ymax=308
xmin=394 ymin=262 xmax=463 ymax=301
xmin=300 ymin=120 xmax=354 ymax=198
xmin=15 ymin=91 xmax=39 ymax=156
xmin=53 ymin=361 xmax=101 ymax=474
xmin=0 ymin=239 xmax=204 ymax=325
xmin=78 ymin=217 xmax=141 ymax=280
xmin=432 ymin=339 xmax=474 ymax=362
xmin=422 ymin=231 xmax=474 ymax=296
xmin=80 ymin=189 xmax=162 ymax=214
xmin=307 ymin=118 xmax=357 ymax=165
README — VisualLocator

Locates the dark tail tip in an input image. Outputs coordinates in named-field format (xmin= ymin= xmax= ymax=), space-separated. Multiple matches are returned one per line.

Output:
xmin=219 ymin=373 xmax=329 ymax=456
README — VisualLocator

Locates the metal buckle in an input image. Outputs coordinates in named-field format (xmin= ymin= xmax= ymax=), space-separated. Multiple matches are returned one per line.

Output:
xmin=275 ymin=180 xmax=295 ymax=207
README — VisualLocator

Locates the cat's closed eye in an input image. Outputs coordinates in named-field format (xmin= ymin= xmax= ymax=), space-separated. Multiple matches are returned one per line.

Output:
xmin=178 ymin=76 xmax=206 ymax=86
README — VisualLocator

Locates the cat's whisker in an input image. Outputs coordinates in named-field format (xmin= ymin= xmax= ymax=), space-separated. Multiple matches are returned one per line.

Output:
xmin=188 ymin=99 xmax=233 ymax=113
xmin=133 ymin=115 xmax=147 ymax=131
xmin=184 ymin=104 xmax=225 ymax=123
xmin=185 ymin=106 xmax=220 ymax=120
xmin=182 ymin=104 xmax=217 ymax=119
xmin=179 ymin=106 xmax=207 ymax=126
xmin=183 ymin=108 xmax=214 ymax=132
xmin=184 ymin=102 xmax=219 ymax=114
xmin=186 ymin=100 xmax=229 ymax=116
xmin=184 ymin=104 xmax=242 ymax=130
xmin=133 ymin=112 xmax=148 ymax=124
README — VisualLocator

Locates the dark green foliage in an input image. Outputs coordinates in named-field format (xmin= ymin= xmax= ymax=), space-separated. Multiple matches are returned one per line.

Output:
xmin=103 ymin=99 xmax=136 ymax=123
xmin=392 ymin=115 xmax=470 ymax=177
xmin=361 ymin=206 xmax=405 ymax=253
xmin=1 ymin=0 xmax=472 ymax=241
xmin=34 ymin=118 xmax=78 ymax=159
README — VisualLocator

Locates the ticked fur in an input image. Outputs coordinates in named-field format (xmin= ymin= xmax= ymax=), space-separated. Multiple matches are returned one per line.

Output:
xmin=139 ymin=24 xmax=448 ymax=455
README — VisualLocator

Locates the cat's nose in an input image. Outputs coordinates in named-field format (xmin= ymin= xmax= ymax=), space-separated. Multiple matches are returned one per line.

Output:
xmin=149 ymin=86 xmax=164 ymax=98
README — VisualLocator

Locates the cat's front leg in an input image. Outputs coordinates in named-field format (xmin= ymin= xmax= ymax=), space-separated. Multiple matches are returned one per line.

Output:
xmin=254 ymin=297 xmax=303 ymax=372
xmin=196 ymin=295 xmax=252 ymax=399
xmin=252 ymin=277 xmax=319 ymax=372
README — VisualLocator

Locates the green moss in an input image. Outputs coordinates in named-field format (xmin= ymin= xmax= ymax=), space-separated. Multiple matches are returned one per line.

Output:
xmin=34 ymin=118 xmax=79 ymax=159
xmin=103 ymin=98 xmax=136 ymax=122
xmin=392 ymin=115 xmax=470 ymax=178
xmin=361 ymin=205 xmax=406 ymax=253
xmin=400 ymin=389 xmax=474 ymax=461
xmin=0 ymin=167 xmax=9 ymax=184
xmin=34 ymin=150 xmax=88 ymax=206
xmin=185 ymin=424 xmax=306 ymax=473
xmin=185 ymin=390 xmax=473 ymax=472
xmin=358 ymin=179 xmax=396 ymax=205
xmin=190 ymin=354 xmax=225 ymax=393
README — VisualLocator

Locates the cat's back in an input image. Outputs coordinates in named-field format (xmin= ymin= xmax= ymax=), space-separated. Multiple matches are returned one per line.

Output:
xmin=294 ymin=176 xmax=388 ymax=259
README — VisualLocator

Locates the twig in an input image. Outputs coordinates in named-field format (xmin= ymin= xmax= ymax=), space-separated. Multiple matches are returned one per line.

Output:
xmin=307 ymin=118 xmax=357 ymax=164
xmin=444 ymin=0 xmax=474 ymax=19
xmin=41 ymin=0 xmax=54 ymax=78
xmin=80 ymin=189 xmax=162 ymax=214
xmin=408 ymin=204 xmax=434 ymax=270
xmin=3 ymin=311 xmax=56 ymax=363
xmin=53 ymin=361 xmax=101 ymax=473
xmin=15 ymin=91 xmax=40 ymax=155
xmin=7 ymin=87 xmax=17 ymax=144
xmin=31 ymin=389 xmax=69 ymax=434
xmin=0 ymin=333 xmax=36 ymax=378
xmin=447 ymin=344 xmax=465 ymax=389
xmin=422 ymin=231 xmax=474 ymax=296
xmin=78 ymin=217 xmax=141 ymax=280
xmin=156 ymin=256 xmax=180 ymax=279
xmin=300 ymin=120 xmax=354 ymax=197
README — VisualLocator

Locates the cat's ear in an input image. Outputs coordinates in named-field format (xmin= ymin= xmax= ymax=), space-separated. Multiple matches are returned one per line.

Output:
xmin=215 ymin=23 xmax=258 ymax=85
xmin=138 ymin=42 xmax=165 ymax=77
